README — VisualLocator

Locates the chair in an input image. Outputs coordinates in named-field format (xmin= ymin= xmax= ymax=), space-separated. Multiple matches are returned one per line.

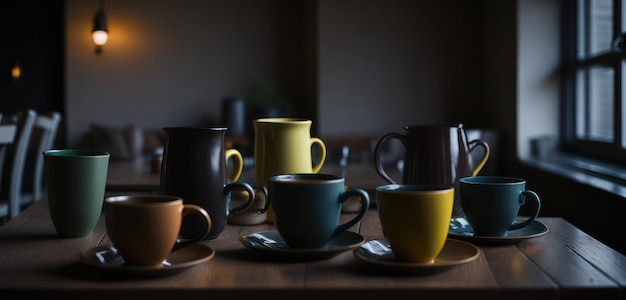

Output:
xmin=0 ymin=110 xmax=36 ymax=220
xmin=0 ymin=124 xmax=17 ymax=220
xmin=20 ymin=111 xmax=61 ymax=208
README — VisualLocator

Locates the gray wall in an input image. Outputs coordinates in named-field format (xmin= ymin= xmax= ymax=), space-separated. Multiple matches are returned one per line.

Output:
xmin=66 ymin=0 xmax=311 ymax=145
xmin=317 ymin=1 xmax=484 ymax=137
xmin=65 ymin=0 xmax=487 ymax=146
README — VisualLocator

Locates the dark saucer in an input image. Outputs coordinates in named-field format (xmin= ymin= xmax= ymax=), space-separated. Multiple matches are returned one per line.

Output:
xmin=353 ymin=238 xmax=480 ymax=275
xmin=79 ymin=243 xmax=215 ymax=278
xmin=448 ymin=217 xmax=548 ymax=245
xmin=240 ymin=229 xmax=365 ymax=260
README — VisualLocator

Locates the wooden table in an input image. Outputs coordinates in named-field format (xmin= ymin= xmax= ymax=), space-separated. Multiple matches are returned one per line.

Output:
xmin=1 ymin=197 xmax=625 ymax=299
xmin=106 ymin=158 xmax=396 ymax=195
xmin=106 ymin=158 xmax=161 ymax=193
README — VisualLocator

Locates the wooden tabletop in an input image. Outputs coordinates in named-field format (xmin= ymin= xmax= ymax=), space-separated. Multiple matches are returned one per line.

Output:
xmin=105 ymin=158 xmax=396 ymax=195
xmin=0 ymin=196 xmax=625 ymax=299
xmin=106 ymin=157 xmax=161 ymax=192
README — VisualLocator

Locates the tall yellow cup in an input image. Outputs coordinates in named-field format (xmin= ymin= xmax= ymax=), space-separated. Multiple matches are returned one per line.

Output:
xmin=253 ymin=118 xmax=327 ymax=223
xmin=376 ymin=184 xmax=454 ymax=263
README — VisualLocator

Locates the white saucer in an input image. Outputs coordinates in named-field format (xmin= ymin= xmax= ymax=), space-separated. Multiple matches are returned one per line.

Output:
xmin=353 ymin=238 xmax=480 ymax=275
xmin=448 ymin=217 xmax=549 ymax=245
xmin=79 ymin=243 xmax=215 ymax=277
xmin=239 ymin=229 xmax=365 ymax=260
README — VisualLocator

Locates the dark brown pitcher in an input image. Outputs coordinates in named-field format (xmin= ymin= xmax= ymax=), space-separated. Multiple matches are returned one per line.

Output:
xmin=373 ymin=124 xmax=490 ymax=217
xmin=160 ymin=126 xmax=265 ymax=240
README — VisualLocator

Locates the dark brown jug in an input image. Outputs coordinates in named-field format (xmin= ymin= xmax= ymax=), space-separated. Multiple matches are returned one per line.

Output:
xmin=374 ymin=124 xmax=490 ymax=217
xmin=160 ymin=126 xmax=264 ymax=240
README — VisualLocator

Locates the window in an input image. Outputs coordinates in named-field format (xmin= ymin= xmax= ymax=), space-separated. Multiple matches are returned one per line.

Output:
xmin=561 ymin=0 xmax=626 ymax=166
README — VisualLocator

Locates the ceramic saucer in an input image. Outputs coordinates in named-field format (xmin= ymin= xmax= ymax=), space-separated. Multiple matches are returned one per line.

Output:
xmin=448 ymin=217 xmax=549 ymax=245
xmin=353 ymin=238 xmax=480 ymax=275
xmin=79 ymin=243 xmax=215 ymax=277
xmin=239 ymin=229 xmax=365 ymax=260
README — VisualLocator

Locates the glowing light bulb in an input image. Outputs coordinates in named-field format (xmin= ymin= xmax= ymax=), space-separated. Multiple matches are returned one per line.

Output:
xmin=92 ymin=30 xmax=108 ymax=46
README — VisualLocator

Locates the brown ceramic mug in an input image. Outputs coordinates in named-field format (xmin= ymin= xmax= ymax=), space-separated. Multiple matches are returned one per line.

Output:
xmin=104 ymin=195 xmax=212 ymax=267
xmin=374 ymin=123 xmax=490 ymax=217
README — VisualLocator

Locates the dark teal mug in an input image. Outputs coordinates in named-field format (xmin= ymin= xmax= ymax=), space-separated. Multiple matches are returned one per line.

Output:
xmin=44 ymin=149 xmax=110 ymax=238
xmin=459 ymin=176 xmax=541 ymax=237
xmin=267 ymin=174 xmax=370 ymax=249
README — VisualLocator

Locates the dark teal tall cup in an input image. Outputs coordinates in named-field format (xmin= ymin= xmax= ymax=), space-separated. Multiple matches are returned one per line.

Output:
xmin=267 ymin=174 xmax=370 ymax=249
xmin=459 ymin=176 xmax=541 ymax=237
xmin=44 ymin=149 xmax=110 ymax=238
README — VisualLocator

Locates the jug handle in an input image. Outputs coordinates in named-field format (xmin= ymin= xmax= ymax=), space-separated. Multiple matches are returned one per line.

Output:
xmin=468 ymin=139 xmax=490 ymax=176
xmin=374 ymin=133 xmax=406 ymax=184
xmin=225 ymin=149 xmax=244 ymax=182
xmin=310 ymin=137 xmax=327 ymax=173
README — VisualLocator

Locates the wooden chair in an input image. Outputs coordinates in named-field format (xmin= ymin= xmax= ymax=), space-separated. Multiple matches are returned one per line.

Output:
xmin=20 ymin=111 xmax=62 ymax=208
xmin=0 ymin=124 xmax=17 ymax=221
xmin=0 ymin=110 xmax=36 ymax=220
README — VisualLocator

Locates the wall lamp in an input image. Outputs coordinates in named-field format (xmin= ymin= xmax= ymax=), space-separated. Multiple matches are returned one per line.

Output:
xmin=11 ymin=61 xmax=21 ymax=83
xmin=92 ymin=2 xmax=108 ymax=55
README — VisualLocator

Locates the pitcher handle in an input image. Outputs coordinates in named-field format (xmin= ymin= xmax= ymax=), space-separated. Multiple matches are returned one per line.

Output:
xmin=373 ymin=133 xmax=406 ymax=184
xmin=225 ymin=149 xmax=244 ymax=182
xmin=468 ymin=139 xmax=490 ymax=176
xmin=310 ymin=137 xmax=327 ymax=173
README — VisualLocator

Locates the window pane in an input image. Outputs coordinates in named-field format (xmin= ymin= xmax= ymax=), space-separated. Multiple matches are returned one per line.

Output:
xmin=622 ymin=61 xmax=626 ymax=148
xmin=578 ymin=0 xmax=613 ymax=58
xmin=576 ymin=67 xmax=614 ymax=142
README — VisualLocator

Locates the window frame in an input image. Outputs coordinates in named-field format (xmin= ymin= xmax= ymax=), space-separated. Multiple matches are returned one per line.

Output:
xmin=560 ymin=0 xmax=626 ymax=166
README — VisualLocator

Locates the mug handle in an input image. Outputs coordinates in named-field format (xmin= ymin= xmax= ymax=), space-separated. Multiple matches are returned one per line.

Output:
xmin=373 ymin=133 xmax=406 ymax=184
xmin=468 ymin=139 xmax=490 ymax=176
xmin=172 ymin=204 xmax=212 ymax=252
xmin=252 ymin=184 xmax=270 ymax=215
xmin=310 ymin=137 xmax=327 ymax=173
xmin=225 ymin=149 xmax=244 ymax=183
xmin=508 ymin=190 xmax=541 ymax=231
xmin=224 ymin=182 xmax=256 ymax=217
xmin=334 ymin=189 xmax=370 ymax=237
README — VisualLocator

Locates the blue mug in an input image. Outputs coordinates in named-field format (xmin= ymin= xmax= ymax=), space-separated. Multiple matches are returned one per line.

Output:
xmin=267 ymin=174 xmax=370 ymax=249
xmin=459 ymin=176 xmax=541 ymax=237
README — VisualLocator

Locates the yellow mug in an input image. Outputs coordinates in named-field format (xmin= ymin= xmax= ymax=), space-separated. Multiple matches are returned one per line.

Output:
xmin=376 ymin=184 xmax=454 ymax=263
xmin=253 ymin=118 xmax=327 ymax=223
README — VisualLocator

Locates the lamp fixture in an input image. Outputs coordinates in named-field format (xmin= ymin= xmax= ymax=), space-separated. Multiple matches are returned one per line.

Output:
xmin=92 ymin=1 xmax=108 ymax=55
xmin=11 ymin=61 xmax=21 ymax=83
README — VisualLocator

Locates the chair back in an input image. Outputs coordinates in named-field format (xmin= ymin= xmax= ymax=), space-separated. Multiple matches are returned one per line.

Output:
xmin=0 ymin=124 xmax=17 ymax=219
xmin=1 ymin=110 xmax=36 ymax=219
xmin=22 ymin=112 xmax=62 ymax=204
